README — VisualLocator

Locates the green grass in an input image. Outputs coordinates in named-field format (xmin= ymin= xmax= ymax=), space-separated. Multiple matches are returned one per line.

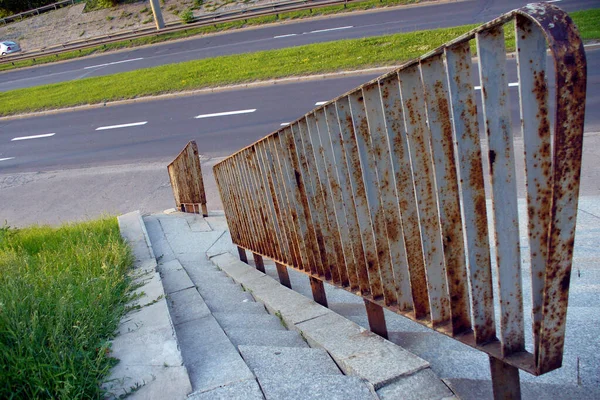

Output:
xmin=0 ymin=0 xmax=419 ymax=73
xmin=0 ymin=218 xmax=134 ymax=398
xmin=0 ymin=8 xmax=597 ymax=116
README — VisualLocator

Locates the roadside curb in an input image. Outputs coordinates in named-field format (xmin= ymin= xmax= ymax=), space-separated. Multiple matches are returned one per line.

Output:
xmin=210 ymin=251 xmax=457 ymax=399
xmin=107 ymin=210 xmax=192 ymax=399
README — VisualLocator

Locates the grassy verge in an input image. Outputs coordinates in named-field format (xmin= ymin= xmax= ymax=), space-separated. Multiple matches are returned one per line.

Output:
xmin=0 ymin=218 xmax=134 ymax=398
xmin=0 ymin=8 xmax=597 ymax=116
xmin=0 ymin=0 xmax=420 ymax=73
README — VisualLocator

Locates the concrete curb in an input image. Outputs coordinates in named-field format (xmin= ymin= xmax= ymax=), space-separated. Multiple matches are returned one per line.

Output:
xmin=210 ymin=251 xmax=456 ymax=399
xmin=107 ymin=210 xmax=192 ymax=400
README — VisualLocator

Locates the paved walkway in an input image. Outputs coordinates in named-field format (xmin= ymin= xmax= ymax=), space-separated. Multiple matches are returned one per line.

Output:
xmin=109 ymin=196 xmax=600 ymax=399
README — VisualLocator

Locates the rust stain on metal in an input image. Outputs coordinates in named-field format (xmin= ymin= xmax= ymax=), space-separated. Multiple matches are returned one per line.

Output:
xmin=212 ymin=2 xmax=585 ymax=378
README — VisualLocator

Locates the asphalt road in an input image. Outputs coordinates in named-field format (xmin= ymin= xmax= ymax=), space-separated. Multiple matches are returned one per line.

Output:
xmin=1 ymin=47 xmax=598 ymax=175
xmin=0 ymin=0 xmax=597 ymax=91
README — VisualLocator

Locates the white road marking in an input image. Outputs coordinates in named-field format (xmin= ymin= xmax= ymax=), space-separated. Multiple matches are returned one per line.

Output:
xmin=315 ymin=101 xmax=328 ymax=106
xmin=11 ymin=133 xmax=55 ymax=141
xmin=84 ymin=58 xmax=144 ymax=70
xmin=309 ymin=26 xmax=353 ymax=34
xmin=474 ymin=82 xmax=519 ymax=90
xmin=0 ymin=157 xmax=15 ymax=162
xmin=280 ymin=122 xmax=290 ymax=126
xmin=274 ymin=34 xmax=298 ymax=39
xmin=96 ymin=121 xmax=148 ymax=131
xmin=544 ymin=0 xmax=561 ymax=3
xmin=195 ymin=109 xmax=256 ymax=119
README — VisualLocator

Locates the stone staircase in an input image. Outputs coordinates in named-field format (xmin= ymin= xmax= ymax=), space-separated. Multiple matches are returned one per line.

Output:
xmin=143 ymin=212 xmax=377 ymax=399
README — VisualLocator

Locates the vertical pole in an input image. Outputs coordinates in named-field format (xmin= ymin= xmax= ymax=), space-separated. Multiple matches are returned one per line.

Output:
xmin=201 ymin=203 xmax=208 ymax=217
xmin=149 ymin=0 xmax=165 ymax=30
xmin=253 ymin=253 xmax=266 ymax=273
xmin=364 ymin=299 xmax=388 ymax=339
xmin=237 ymin=246 xmax=248 ymax=263
xmin=489 ymin=356 xmax=521 ymax=400
xmin=275 ymin=262 xmax=292 ymax=289
xmin=310 ymin=276 xmax=328 ymax=307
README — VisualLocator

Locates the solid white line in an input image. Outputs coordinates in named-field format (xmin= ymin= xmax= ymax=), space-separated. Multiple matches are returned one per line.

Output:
xmin=474 ymin=82 xmax=519 ymax=90
xmin=274 ymin=34 xmax=298 ymax=39
xmin=280 ymin=122 xmax=290 ymax=126
xmin=0 ymin=157 xmax=15 ymax=162
xmin=315 ymin=101 xmax=327 ymax=106
xmin=544 ymin=0 xmax=561 ymax=3
xmin=11 ymin=133 xmax=55 ymax=141
xmin=96 ymin=121 xmax=148 ymax=131
xmin=84 ymin=57 xmax=144 ymax=70
xmin=309 ymin=26 xmax=353 ymax=34
xmin=195 ymin=109 xmax=256 ymax=119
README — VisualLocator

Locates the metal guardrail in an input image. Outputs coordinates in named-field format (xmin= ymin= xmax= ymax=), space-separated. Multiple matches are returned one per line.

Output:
xmin=168 ymin=141 xmax=208 ymax=216
xmin=0 ymin=0 xmax=378 ymax=65
xmin=0 ymin=0 xmax=81 ymax=25
xmin=212 ymin=3 xmax=586 ymax=398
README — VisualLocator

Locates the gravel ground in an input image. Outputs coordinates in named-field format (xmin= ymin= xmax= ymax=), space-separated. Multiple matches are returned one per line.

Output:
xmin=0 ymin=0 xmax=277 ymax=52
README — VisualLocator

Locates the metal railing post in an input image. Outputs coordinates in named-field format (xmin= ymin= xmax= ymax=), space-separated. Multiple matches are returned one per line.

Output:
xmin=489 ymin=356 xmax=521 ymax=399
xmin=253 ymin=253 xmax=266 ymax=273
xmin=364 ymin=299 xmax=388 ymax=339
xmin=237 ymin=246 xmax=248 ymax=263
xmin=276 ymin=262 xmax=292 ymax=288
xmin=309 ymin=276 xmax=328 ymax=307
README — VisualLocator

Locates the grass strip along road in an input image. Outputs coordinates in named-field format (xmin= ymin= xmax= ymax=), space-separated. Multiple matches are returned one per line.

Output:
xmin=0 ymin=219 xmax=134 ymax=398
xmin=1 ymin=8 xmax=597 ymax=117
xmin=0 ymin=0 xmax=421 ymax=73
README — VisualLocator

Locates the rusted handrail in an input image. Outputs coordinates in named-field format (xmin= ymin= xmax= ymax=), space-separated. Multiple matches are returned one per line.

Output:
xmin=213 ymin=3 xmax=586 ymax=398
xmin=168 ymin=141 xmax=208 ymax=217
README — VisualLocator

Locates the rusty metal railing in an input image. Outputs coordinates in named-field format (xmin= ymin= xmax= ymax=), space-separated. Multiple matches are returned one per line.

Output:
xmin=168 ymin=141 xmax=208 ymax=216
xmin=213 ymin=3 xmax=586 ymax=398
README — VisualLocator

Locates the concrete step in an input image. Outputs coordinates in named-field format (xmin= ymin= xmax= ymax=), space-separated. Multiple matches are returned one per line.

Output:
xmin=205 ymin=299 xmax=266 ymax=314
xmin=238 ymin=345 xmax=342 ymax=378
xmin=256 ymin=375 xmax=376 ymax=400
xmin=213 ymin=313 xmax=287 ymax=331
xmin=225 ymin=329 xmax=309 ymax=348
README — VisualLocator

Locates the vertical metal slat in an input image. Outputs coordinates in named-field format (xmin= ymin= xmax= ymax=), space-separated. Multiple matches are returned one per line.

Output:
xmin=445 ymin=42 xmax=496 ymax=344
xmin=477 ymin=26 xmax=524 ymax=355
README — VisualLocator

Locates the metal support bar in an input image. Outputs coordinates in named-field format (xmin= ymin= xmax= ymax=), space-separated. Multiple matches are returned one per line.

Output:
xmin=253 ymin=253 xmax=266 ymax=273
xmin=237 ymin=246 xmax=248 ymax=263
xmin=276 ymin=262 xmax=292 ymax=288
xmin=364 ymin=299 xmax=388 ymax=339
xmin=489 ymin=356 xmax=521 ymax=400
xmin=310 ymin=276 xmax=328 ymax=307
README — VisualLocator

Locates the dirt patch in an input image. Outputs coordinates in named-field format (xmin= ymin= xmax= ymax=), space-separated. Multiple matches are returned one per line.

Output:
xmin=0 ymin=0 xmax=275 ymax=52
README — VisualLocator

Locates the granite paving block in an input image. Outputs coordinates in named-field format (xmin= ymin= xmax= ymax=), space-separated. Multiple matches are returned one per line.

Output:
xmin=104 ymin=364 xmax=191 ymax=400
xmin=159 ymin=259 xmax=186 ymax=273
xmin=206 ymin=231 xmax=237 ymax=258
xmin=210 ymin=253 xmax=268 ymax=286
xmin=180 ymin=213 xmax=213 ymax=232
xmin=175 ymin=316 xmax=255 ymax=392
xmin=204 ymin=299 xmax=266 ymax=314
xmin=167 ymin=287 xmax=211 ymax=326
xmin=256 ymin=375 xmax=376 ymax=400
xmin=167 ymin=231 xmax=225 ymax=255
xmin=296 ymin=312 xmax=429 ymax=389
xmin=204 ymin=216 xmax=230 ymax=231
xmin=238 ymin=345 xmax=341 ymax=377
xmin=376 ymin=368 xmax=456 ymax=400
xmin=111 ymin=313 xmax=182 ymax=366
xmin=212 ymin=313 xmax=287 ymax=331
xmin=195 ymin=282 xmax=252 ymax=301
xmin=118 ymin=298 xmax=173 ymax=336
xmin=157 ymin=215 xmax=192 ymax=234
xmin=143 ymin=216 xmax=176 ymax=262
xmin=187 ymin=379 xmax=264 ymax=400
xmin=160 ymin=268 xmax=195 ymax=294
xmin=226 ymin=329 xmax=308 ymax=348
xmin=444 ymin=378 xmax=600 ymax=400
xmin=118 ymin=211 xmax=153 ymax=261
xmin=130 ymin=272 xmax=164 ymax=308
xmin=250 ymin=284 xmax=330 ymax=326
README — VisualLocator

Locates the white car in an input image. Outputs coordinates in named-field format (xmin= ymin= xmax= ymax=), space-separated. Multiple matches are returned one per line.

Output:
xmin=0 ymin=41 xmax=21 ymax=56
